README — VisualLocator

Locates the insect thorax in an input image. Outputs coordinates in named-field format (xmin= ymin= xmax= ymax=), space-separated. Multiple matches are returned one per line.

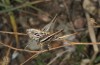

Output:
xmin=26 ymin=29 xmax=49 ymax=42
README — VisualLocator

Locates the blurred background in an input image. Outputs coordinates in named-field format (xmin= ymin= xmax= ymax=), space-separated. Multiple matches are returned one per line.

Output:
xmin=0 ymin=0 xmax=100 ymax=65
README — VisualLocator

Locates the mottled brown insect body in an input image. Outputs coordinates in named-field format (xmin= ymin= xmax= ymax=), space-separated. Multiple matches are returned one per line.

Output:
xmin=25 ymin=29 xmax=62 ymax=50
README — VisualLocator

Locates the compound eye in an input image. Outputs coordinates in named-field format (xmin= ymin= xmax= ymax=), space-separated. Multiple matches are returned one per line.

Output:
xmin=34 ymin=33 xmax=40 ymax=36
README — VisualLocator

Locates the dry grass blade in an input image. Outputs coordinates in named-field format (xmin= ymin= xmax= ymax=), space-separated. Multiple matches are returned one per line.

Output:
xmin=20 ymin=52 xmax=41 ymax=65
xmin=47 ymin=50 xmax=68 ymax=65
xmin=2 ymin=44 xmax=12 ymax=65
xmin=0 ymin=41 xmax=100 ymax=65
xmin=9 ymin=13 xmax=19 ymax=48
xmin=0 ymin=31 xmax=27 ymax=35
xmin=0 ymin=41 xmax=100 ymax=54
xmin=94 ymin=25 xmax=100 ymax=28
xmin=0 ymin=0 xmax=46 ymax=13
xmin=85 ymin=12 xmax=99 ymax=65
xmin=59 ymin=53 xmax=72 ymax=65
xmin=55 ymin=33 xmax=77 ymax=41
xmin=0 ymin=41 xmax=39 ymax=53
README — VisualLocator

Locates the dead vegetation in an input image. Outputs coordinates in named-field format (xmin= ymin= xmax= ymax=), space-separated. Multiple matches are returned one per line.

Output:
xmin=0 ymin=0 xmax=100 ymax=65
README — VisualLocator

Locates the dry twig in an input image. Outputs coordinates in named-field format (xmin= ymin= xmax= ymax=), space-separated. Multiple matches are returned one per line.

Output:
xmin=85 ymin=12 xmax=99 ymax=65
